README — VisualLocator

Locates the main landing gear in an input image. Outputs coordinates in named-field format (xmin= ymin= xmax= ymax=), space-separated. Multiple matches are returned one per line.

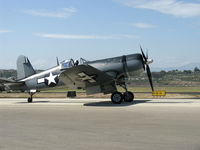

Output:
xmin=111 ymin=91 xmax=134 ymax=104
xmin=111 ymin=82 xmax=134 ymax=104
xmin=111 ymin=83 xmax=134 ymax=104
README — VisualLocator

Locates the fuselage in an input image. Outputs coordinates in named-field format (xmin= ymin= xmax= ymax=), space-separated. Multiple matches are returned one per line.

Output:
xmin=21 ymin=65 xmax=63 ymax=90
xmin=87 ymin=53 xmax=144 ymax=79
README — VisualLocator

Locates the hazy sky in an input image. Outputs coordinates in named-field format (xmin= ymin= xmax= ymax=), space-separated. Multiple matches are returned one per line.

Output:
xmin=0 ymin=0 xmax=200 ymax=69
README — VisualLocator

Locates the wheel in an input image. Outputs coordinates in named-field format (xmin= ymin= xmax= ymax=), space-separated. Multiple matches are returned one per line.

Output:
xmin=111 ymin=92 xmax=123 ymax=104
xmin=27 ymin=97 xmax=33 ymax=103
xmin=123 ymin=92 xmax=134 ymax=102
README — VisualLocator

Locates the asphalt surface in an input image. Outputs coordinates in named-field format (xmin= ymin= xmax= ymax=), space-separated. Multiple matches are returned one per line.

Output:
xmin=0 ymin=98 xmax=200 ymax=150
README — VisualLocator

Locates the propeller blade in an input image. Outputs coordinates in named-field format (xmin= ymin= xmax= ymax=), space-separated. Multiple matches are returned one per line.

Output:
xmin=146 ymin=64 xmax=154 ymax=91
xmin=140 ymin=55 xmax=146 ymax=71
xmin=140 ymin=46 xmax=147 ymax=62
xmin=56 ymin=57 xmax=59 ymax=66
xmin=140 ymin=46 xmax=154 ymax=91
xmin=146 ymin=49 xmax=148 ymax=59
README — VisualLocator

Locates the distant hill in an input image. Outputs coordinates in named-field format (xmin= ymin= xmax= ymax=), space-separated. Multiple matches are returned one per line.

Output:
xmin=0 ymin=69 xmax=43 ymax=78
xmin=152 ymin=63 xmax=200 ymax=72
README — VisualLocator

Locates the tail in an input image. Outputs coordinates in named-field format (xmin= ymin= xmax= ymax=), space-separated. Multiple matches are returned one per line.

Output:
xmin=17 ymin=55 xmax=35 ymax=80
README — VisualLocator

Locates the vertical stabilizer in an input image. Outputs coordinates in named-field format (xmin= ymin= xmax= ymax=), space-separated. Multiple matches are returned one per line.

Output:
xmin=17 ymin=55 xmax=35 ymax=80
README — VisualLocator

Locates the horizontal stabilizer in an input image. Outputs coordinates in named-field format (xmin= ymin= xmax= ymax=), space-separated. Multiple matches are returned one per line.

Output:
xmin=0 ymin=77 xmax=25 ymax=91
xmin=0 ymin=77 xmax=24 ymax=84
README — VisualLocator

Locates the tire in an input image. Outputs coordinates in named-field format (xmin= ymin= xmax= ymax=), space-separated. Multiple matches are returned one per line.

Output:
xmin=123 ymin=92 xmax=134 ymax=102
xmin=111 ymin=92 xmax=123 ymax=104
xmin=28 ymin=97 xmax=33 ymax=103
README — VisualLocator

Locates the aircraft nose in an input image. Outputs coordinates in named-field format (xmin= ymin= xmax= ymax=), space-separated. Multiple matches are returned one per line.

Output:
xmin=147 ymin=59 xmax=153 ymax=64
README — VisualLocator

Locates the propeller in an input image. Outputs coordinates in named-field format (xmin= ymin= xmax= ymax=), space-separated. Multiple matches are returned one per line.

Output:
xmin=56 ymin=57 xmax=59 ymax=66
xmin=140 ymin=46 xmax=154 ymax=91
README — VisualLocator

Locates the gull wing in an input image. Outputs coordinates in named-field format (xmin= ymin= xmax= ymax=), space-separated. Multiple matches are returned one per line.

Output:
xmin=59 ymin=65 xmax=117 ymax=95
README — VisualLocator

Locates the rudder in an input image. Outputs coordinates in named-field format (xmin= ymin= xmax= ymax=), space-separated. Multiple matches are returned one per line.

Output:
xmin=17 ymin=55 xmax=35 ymax=80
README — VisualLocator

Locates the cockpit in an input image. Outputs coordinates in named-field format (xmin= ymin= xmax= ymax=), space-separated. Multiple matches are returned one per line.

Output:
xmin=60 ymin=58 xmax=89 ymax=70
xmin=60 ymin=59 xmax=74 ymax=70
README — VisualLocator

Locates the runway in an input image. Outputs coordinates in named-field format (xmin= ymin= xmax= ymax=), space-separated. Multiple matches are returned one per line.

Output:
xmin=0 ymin=98 xmax=200 ymax=150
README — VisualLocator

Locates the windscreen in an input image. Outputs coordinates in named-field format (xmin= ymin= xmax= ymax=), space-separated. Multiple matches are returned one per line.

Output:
xmin=61 ymin=59 xmax=74 ymax=70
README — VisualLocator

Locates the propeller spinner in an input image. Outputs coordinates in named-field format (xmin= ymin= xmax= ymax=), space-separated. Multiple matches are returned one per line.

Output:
xmin=140 ymin=46 xmax=154 ymax=91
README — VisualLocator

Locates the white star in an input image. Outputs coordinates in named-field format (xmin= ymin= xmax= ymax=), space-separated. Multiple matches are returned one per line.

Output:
xmin=45 ymin=72 xmax=57 ymax=85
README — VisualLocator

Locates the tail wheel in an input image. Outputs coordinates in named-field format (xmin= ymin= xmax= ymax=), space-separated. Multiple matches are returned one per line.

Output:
xmin=111 ymin=92 xmax=123 ymax=104
xmin=28 ymin=97 xmax=33 ymax=103
xmin=123 ymin=92 xmax=134 ymax=102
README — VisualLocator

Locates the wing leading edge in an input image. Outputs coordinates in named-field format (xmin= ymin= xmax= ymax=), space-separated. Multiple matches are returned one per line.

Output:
xmin=60 ymin=65 xmax=117 ymax=95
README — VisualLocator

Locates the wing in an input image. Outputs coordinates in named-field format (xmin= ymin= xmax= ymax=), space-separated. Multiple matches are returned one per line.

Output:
xmin=59 ymin=65 xmax=117 ymax=95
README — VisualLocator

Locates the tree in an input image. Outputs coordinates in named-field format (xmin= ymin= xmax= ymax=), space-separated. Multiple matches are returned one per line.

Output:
xmin=184 ymin=70 xmax=192 ymax=74
xmin=194 ymin=67 xmax=200 ymax=73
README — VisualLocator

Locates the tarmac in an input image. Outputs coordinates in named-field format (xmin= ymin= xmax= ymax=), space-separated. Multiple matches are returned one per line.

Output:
xmin=0 ymin=98 xmax=200 ymax=150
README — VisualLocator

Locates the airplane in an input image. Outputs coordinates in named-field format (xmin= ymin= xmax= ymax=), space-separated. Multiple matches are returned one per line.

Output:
xmin=0 ymin=47 xmax=154 ymax=104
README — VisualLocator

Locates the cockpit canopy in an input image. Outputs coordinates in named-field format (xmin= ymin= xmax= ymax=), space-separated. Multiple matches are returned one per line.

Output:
xmin=60 ymin=59 xmax=74 ymax=70
xmin=60 ymin=58 xmax=89 ymax=70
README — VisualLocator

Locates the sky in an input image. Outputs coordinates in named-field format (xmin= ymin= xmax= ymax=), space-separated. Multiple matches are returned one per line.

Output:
xmin=1 ymin=0 xmax=200 ymax=69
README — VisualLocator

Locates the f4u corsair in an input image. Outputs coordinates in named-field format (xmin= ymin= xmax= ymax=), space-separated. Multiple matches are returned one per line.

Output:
xmin=0 ymin=47 xmax=154 ymax=104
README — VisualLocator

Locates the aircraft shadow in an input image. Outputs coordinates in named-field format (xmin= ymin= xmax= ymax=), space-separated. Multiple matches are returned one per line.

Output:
xmin=84 ymin=100 xmax=151 ymax=107
xmin=16 ymin=101 xmax=51 ymax=104
xmin=148 ymin=101 xmax=192 ymax=104
xmin=15 ymin=99 xmax=193 ymax=105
